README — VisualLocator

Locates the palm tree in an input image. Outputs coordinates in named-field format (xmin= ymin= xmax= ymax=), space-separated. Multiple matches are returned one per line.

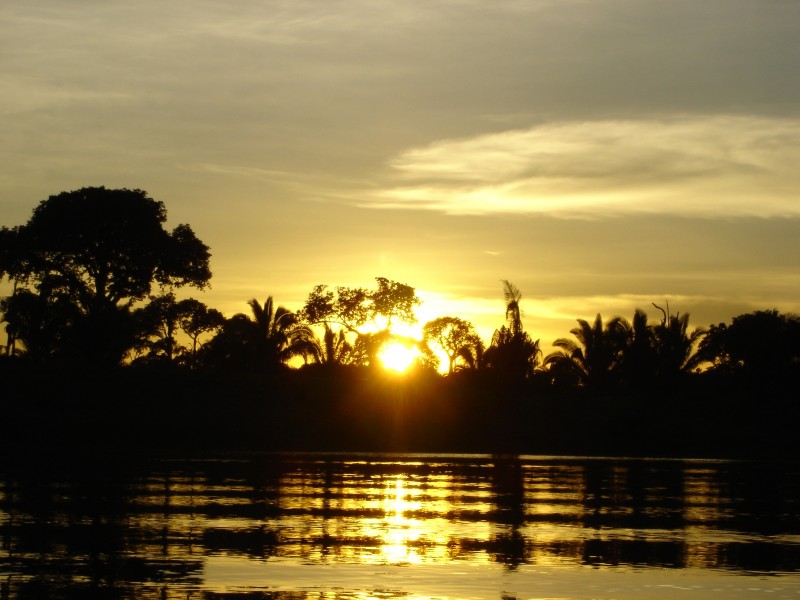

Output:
xmin=247 ymin=296 xmax=315 ymax=366
xmin=545 ymin=314 xmax=627 ymax=390
xmin=502 ymin=280 xmax=523 ymax=336
xmin=457 ymin=334 xmax=487 ymax=372
xmin=618 ymin=308 xmax=657 ymax=388
xmin=485 ymin=281 xmax=541 ymax=379
xmin=307 ymin=323 xmax=354 ymax=366
xmin=650 ymin=303 xmax=705 ymax=383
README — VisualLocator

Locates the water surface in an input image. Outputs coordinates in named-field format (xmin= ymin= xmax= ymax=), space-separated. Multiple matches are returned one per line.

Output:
xmin=1 ymin=453 xmax=799 ymax=598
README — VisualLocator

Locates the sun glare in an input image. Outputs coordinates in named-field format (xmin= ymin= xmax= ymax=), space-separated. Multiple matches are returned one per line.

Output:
xmin=379 ymin=342 xmax=418 ymax=373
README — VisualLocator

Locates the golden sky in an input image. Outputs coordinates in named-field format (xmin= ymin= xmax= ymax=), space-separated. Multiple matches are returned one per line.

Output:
xmin=2 ymin=0 xmax=799 ymax=349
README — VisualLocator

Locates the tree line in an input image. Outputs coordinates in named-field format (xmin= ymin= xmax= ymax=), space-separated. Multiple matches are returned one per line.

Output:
xmin=2 ymin=187 xmax=799 ymax=394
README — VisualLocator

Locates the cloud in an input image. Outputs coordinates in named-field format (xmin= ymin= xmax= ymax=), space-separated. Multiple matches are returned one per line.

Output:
xmin=369 ymin=116 xmax=800 ymax=218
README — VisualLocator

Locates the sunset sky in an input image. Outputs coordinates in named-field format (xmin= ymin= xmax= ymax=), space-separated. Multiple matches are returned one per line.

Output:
xmin=2 ymin=0 xmax=799 ymax=349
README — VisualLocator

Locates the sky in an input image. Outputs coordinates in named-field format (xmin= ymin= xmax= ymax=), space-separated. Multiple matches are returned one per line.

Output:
xmin=2 ymin=0 xmax=800 ymax=350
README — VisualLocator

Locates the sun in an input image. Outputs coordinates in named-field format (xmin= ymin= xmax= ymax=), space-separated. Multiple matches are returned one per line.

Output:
xmin=379 ymin=342 xmax=418 ymax=373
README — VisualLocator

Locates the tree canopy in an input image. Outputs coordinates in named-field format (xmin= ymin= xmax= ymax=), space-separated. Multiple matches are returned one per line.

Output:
xmin=303 ymin=277 xmax=419 ymax=332
xmin=0 ymin=187 xmax=211 ymax=364
xmin=1 ymin=187 xmax=796 ymax=395
xmin=302 ymin=277 xmax=420 ymax=366
xmin=699 ymin=309 xmax=800 ymax=378
xmin=423 ymin=316 xmax=480 ymax=374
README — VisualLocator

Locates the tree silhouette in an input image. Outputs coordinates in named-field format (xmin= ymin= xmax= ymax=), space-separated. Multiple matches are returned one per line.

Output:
xmin=699 ymin=310 xmax=800 ymax=380
xmin=199 ymin=314 xmax=259 ymax=370
xmin=0 ymin=287 xmax=78 ymax=362
xmin=135 ymin=294 xmax=224 ymax=366
xmin=137 ymin=293 xmax=185 ymax=362
xmin=617 ymin=308 xmax=657 ymax=389
xmin=422 ymin=316 xmax=480 ymax=374
xmin=545 ymin=314 xmax=627 ymax=390
xmin=484 ymin=281 xmax=541 ymax=380
xmin=457 ymin=335 xmax=487 ymax=371
xmin=307 ymin=323 xmax=354 ymax=366
xmin=302 ymin=277 xmax=420 ymax=366
xmin=650 ymin=302 xmax=705 ymax=384
xmin=0 ymin=187 xmax=211 ymax=365
xmin=177 ymin=299 xmax=225 ymax=365
xmin=485 ymin=326 xmax=541 ymax=380
xmin=502 ymin=280 xmax=523 ymax=336
xmin=246 ymin=296 xmax=315 ymax=367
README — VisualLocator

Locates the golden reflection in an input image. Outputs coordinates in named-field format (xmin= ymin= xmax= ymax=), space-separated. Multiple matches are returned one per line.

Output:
xmin=127 ymin=458 xmax=798 ymax=575
xmin=380 ymin=476 xmax=423 ymax=564
xmin=8 ymin=455 xmax=800 ymax=600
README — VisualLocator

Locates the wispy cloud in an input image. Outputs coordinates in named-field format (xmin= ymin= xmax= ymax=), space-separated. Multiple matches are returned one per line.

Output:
xmin=369 ymin=116 xmax=800 ymax=218
xmin=184 ymin=163 xmax=298 ymax=179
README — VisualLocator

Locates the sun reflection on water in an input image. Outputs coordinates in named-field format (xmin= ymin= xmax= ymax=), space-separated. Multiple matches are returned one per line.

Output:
xmin=381 ymin=477 xmax=423 ymax=564
xmin=11 ymin=456 xmax=799 ymax=599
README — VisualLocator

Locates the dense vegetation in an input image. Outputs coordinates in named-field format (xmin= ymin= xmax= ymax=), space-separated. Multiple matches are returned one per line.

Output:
xmin=1 ymin=188 xmax=798 ymax=459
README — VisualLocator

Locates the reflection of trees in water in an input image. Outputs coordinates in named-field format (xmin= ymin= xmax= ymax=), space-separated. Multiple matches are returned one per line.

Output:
xmin=0 ymin=460 xmax=205 ymax=599
xmin=579 ymin=460 xmax=689 ymax=567
xmin=2 ymin=456 xmax=800 ymax=598
xmin=488 ymin=456 xmax=527 ymax=569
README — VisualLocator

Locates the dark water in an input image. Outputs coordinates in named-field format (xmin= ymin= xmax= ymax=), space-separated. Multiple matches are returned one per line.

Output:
xmin=1 ymin=453 xmax=799 ymax=599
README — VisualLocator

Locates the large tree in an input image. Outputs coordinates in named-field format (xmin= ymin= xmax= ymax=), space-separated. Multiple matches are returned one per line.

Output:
xmin=699 ymin=310 xmax=800 ymax=379
xmin=302 ymin=277 xmax=420 ymax=366
xmin=423 ymin=316 xmax=481 ymax=374
xmin=0 ymin=187 xmax=211 ymax=365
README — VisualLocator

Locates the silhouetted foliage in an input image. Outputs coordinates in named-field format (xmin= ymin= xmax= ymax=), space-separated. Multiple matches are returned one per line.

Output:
xmin=0 ymin=187 xmax=211 ymax=365
xmin=546 ymin=306 xmax=704 ymax=393
xmin=618 ymin=308 xmax=658 ymax=389
xmin=137 ymin=292 xmax=185 ymax=362
xmin=545 ymin=314 xmax=627 ymax=391
xmin=699 ymin=310 xmax=800 ymax=380
xmin=197 ymin=313 xmax=261 ymax=370
xmin=177 ymin=298 xmax=226 ymax=364
xmin=306 ymin=322 xmax=355 ymax=366
xmin=483 ymin=281 xmax=541 ymax=381
xmin=458 ymin=335 xmax=487 ymax=371
xmin=200 ymin=296 xmax=312 ymax=371
xmin=302 ymin=277 xmax=420 ymax=366
xmin=423 ymin=316 xmax=480 ymax=374
xmin=247 ymin=296 xmax=315 ymax=365
xmin=2 ymin=187 xmax=800 ymax=459
xmin=485 ymin=325 xmax=541 ymax=380
xmin=135 ymin=293 xmax=224 ymax=366
xmin=649 ymin=302 xmax=705 ymax=385
xmin=0 ymin=287 xmax=79 ymax=362
xmin=502 ymin=280 xmax=523 ymax=336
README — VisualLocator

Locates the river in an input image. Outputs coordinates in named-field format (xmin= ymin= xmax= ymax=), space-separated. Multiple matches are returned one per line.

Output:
xmin=1 ymin=453 xmax=799 ymax=599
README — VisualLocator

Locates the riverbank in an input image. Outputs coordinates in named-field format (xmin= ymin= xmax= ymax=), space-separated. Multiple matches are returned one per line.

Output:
xmin=1 ymin=362 xmax=796 ymax=460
